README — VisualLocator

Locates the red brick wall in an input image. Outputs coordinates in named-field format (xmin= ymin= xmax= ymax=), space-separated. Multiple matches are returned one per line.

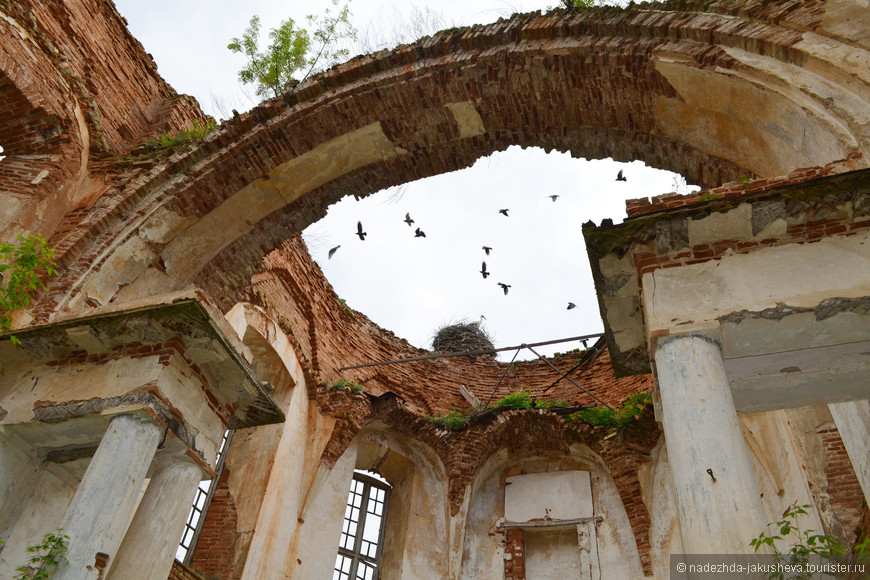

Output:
xmin=190 ymin=470 xmax=239 ymax=580
xmin=252 ymin=236 xmax=654 ymax=420
xmin=168 ymin=560 xmax=204 ymax=580
xmin=585 ymin=160 xmax=870 ymax=350
xmin=4 ymin=0 xmax=209 ymax=155
xmin=504 ymin=528 xmax=526 ymax=580
xmin=1 ymin=0 xmax=207 ymax=251
xmin=625 ymin=153 xmax=865 ymax=219
xmin=817 ymin=422 xmax=865 ymax=545
xmin=187 ymin=234 xmax=661 ymax=573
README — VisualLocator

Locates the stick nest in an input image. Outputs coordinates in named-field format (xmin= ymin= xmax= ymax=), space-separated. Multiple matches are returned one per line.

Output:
xmin=432 ymin=322 xmax=495 ymax=355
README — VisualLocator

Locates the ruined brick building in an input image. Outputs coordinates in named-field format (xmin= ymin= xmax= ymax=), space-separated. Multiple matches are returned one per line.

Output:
xmin=1 ymin=0 xmax=870 ymax=578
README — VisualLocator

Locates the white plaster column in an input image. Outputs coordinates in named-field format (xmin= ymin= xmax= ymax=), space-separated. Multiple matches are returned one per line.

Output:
xmin=105 ymin=458 xmax=204 ymax=580
xmin=828 ymin=399 xmax=870 ymax=503
xmin=655 ymin=335 xmax=768 ymax=555
xmin=577 ymin=521 xmax=601 ymax=580
xmin=55 ymin=414 xmax=163 ymax=580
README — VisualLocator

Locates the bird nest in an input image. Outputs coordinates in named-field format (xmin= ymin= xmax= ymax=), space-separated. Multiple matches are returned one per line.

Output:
xmin=432 ymin=322 xmax=495 ymax=355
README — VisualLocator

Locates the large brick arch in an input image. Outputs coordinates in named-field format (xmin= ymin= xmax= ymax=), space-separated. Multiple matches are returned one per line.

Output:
xmin=35 ymin=1 xmax=870 ymax=319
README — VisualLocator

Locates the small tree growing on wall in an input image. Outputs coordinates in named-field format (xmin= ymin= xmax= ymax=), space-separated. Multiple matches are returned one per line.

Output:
xmin=228 ymin=0 xmax=357 ymax=99
xmin=0 ymin=233 xmax=57 ymax=369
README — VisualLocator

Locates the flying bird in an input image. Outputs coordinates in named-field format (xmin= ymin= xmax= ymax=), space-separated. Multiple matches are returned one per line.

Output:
xmin=414 ymin=228 xmax=426 ymax=238
xmin=482 ymin=246 xmax=492 ymax=255
xmin=480 ymin=262 xmax=490 ymax=279
xmin=546 ymin=195 xmax=560 ymax=202
xmin=328 ymin=245 xmax=340 ymax=259
xmin=356 ymin=221 xmax=367 ymax=240
xmin=567 ymin=302 xmax=577 ymax=310
xmin=404 ymin=213 xmax=414 ymax=226
xmin=616 ymin=169 xmax=627 ymax=182
xmin=498 ymin=282 xmax=511 ymax=295
xmin=499 ymin=209 xmax=510 ymax=217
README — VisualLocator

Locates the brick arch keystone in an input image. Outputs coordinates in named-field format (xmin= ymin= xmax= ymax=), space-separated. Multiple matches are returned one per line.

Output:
xmin=42 ymin=1 xmax=870 ymax=319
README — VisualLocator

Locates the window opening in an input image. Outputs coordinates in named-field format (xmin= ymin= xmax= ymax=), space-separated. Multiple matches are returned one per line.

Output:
xmin=176 ymin=429 xmax=233 ymax=563
xmin=333 ymin=471 xmax=391 ymax=580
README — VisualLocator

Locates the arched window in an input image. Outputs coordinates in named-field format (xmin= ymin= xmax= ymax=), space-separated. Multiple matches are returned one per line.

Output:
xmin=333 ymin=471 xmax=391 ymax=580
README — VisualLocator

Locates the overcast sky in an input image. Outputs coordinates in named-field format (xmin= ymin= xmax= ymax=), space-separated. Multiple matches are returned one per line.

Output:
xmin=114 ymin=0 xmax=691 ymax=360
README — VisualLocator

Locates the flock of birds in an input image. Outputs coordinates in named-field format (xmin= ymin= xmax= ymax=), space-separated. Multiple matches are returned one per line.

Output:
xmin=324 ymin=169 xmax=629 ymax=311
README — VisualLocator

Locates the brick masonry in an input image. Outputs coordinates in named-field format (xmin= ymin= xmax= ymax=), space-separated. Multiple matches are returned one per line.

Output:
xmin=190 ymin=470 xmax=239 ymax=580
xmin=6 ymin=0 xmax=855 ymax=322
xmin=3 ymin=1 xmax=869 ymax=577
xmin=817 ymin=422 xmax=865 ymax=545
xmin=503 ymin=528 xmax=526 ymax=580
xmin=187 ymin=235 xmax=662 ymax=574
xmin=585 ymin=161 xmax=870 ymax=375
xmin=168 ymin=560 xmax=204 ymax=580
xmin=1 ymin=0 xmax=207 ymax=243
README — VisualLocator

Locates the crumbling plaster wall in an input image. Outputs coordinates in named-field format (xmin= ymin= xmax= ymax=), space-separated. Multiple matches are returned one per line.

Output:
xmin=0 ymin=459 xmax=79 ymax=578
xmin=586 ymin=157 xmax=870 ymax=375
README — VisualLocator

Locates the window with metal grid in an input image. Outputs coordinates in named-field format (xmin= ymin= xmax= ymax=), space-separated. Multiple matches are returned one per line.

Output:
xmin=333 ymin=471 xmax=391 ymax=580
xmin=175 ymin=429 xmax=232 ymax=563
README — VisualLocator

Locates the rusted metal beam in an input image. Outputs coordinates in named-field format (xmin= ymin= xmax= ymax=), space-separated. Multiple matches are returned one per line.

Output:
xmin=525 ymin=345 xmax=613 ymax=410
xmin=337 ymin=333 xmax=604 ymax=371
xmin=497 ymin=516 xmax=603 ymax=529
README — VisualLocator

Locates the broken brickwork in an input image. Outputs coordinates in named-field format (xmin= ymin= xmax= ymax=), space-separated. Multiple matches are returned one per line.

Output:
xmin=168 ymin=560 xmax=204 ymax=580
xmin=186 ymin=234 xmax=662 ymax=572
xmin=190 ymin=470 xmax=239 ymax=579
xmin=817 ymin=422 xmax=865 ymax=545
xmin=252 ymin=236 xmax=655 ymax=418
xmin=7 ymin=0 xmax=864 ymax=323
xmin=0 ymin=0 xmax=206 ymax=244
xmin=3 ymin=1 xmax=870 ymax=578
xmin=503 ymin=529 xmax=526 ymax=580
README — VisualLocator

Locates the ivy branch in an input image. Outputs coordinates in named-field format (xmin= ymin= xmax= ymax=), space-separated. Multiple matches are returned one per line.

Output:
xmin=0 ymin=234 xmax=57 ymax=368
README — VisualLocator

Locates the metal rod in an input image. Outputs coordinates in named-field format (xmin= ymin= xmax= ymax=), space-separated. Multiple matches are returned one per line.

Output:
xmin=525 ymin=345 xmax=613 ymax=410
xmin=541 ymin=338 xmax=606 ymax=393
xmin=497 ymin=515 xmax=603 ymax=529
xmin=337 ymin=333 xmax=605 ymax=371
xmin=483 ymin=347 xmax=521 ymax=408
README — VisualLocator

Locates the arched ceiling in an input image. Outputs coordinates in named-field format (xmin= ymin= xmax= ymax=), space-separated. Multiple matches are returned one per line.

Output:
xmin=32 ymin=1 xmax=870 ymax=320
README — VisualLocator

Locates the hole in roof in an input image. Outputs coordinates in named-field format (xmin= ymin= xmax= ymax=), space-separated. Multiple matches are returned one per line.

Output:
xmin=0 ymin=145 xmax=5 ymax=162
xmin=303 ymin=145 xmax=698 ymax=360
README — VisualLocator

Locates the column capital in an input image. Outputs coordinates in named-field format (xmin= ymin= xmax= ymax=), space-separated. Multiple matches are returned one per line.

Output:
xmin=654 ymin=329 xmax=722 ymax=353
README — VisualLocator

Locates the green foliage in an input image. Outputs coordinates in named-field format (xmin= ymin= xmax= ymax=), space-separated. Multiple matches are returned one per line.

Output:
xmin=142 ymin=119 xmax=217 ymax=151
xmin=739 ymin=174 xmax=752 ymax=189
xmin=494 ymin=390 xmax=534 ymax=410
xmin=699 ymin=191 xmax=722 ymax=202
xmin=428 ymin=409 xmax=469 ymax=432
xmin=750 ymin=502 xmax=870 ymax=579
xmin=425 ymin=391 xmax=593 ymax=433
xmin=1 ymin=234 xmax=57 ymax=360
xmin=569 ymin=392 xmax=651 ymax=432
xmin=228 ymin=0 xmax=357 ymax=99
xmin=330 ymin=378 xmax=363 ymax=393
xmin=337 ymin=297 xmax=354 ymax=315
xmin=534 ymin=399 xmax=568 ymax=409
xmin=14 ymin=529 xmax=68 ymax=580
